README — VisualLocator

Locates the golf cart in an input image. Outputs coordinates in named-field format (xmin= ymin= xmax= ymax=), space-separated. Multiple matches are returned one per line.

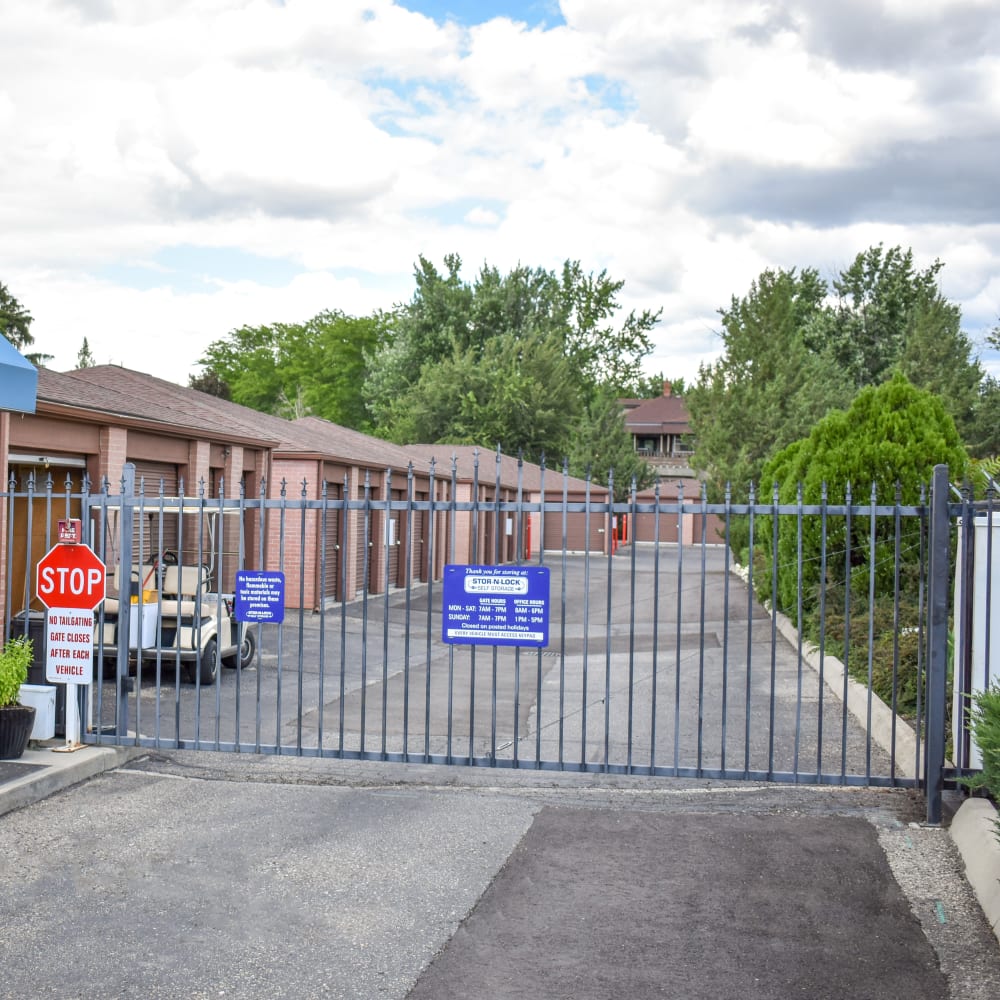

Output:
xmin=94 ymin=549 xmax=257 ymax=684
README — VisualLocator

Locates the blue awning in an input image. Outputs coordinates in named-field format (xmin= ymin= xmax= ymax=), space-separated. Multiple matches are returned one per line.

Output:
xmin=0 ymin=335 xmax=38 ymax=414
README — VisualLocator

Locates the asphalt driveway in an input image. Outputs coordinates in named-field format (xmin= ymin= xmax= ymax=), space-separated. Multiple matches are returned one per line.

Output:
xmin=1 ymin=753 xmax=999 ymax=1000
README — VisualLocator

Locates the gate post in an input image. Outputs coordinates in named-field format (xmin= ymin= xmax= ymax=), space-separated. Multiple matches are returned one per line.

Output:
xmin=925 ymin=464 xmax=950 ymax=825
xmin=116 ymin=463 xmax=136 ymax=740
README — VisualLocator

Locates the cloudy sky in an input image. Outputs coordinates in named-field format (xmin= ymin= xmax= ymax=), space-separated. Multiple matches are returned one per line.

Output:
xmin=2 ymin=0 xmax=999 ymax=388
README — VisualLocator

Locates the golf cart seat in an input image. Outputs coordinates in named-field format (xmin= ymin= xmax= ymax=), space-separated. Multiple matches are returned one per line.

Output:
xmin=101 ymin=563 xmax=144 ymax=616
xmin=156 ymin=564 xmax=212 ymax=616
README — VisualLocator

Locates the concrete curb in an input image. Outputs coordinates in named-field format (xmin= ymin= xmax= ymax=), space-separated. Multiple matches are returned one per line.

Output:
xmin=0 ymin=744 xmax=142 ymax=818
xmin=951 ymin=797 xmax=1000 ymax=946
xmin=772 ymin=609 xmax=920 ymax=778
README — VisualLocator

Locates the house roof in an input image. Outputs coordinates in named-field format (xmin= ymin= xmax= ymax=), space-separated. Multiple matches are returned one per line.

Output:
xmin=292 ymin=416 xmax=425 ymax=475
xmin=404 ymin=445 xmax=606 ymax=495
xmin=42 ymin=366 xmax=602 ymax=490
xmin=42 ymin=366 xmax=281 ymax=447
xmin=58 ymin=368 xmax=498 ymax=480
xmin=66 ymin=367 xmax=419 ymax=472
xmin=622 ymin=393 xmax=691 ymax=436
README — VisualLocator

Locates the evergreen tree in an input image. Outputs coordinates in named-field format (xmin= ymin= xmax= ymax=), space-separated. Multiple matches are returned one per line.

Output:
xmin=897 ymin=292 xmax=981 ymax=441
xmin=0 ymin=281 xmax=34 ymax=351
xmin=760 ymin=371 xmax=967 ymax=615
xmin=76 ymin=337 xmax=96 ymax=368
xmin=0 ymin=281 xmax=50 ymax=365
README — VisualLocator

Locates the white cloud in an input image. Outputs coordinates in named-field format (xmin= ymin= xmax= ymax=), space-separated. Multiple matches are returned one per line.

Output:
xmin=465 ymin=206 xmax=501 ymax=226
xmin=18 ymin=267 xmax=413 ymax=378
xmin=459 ymin=17 xmax=595 ymax=111
xmin=686 ymin=43 xmax=922 ymax=169
xmin=161 ymin=64 xmax=399 ymax=208
xmin=0 ymin=0 xmax=997 ymax=392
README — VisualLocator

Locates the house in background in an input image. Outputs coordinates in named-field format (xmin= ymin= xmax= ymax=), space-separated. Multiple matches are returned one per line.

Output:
xmin=620 ymin=381 xmax=694 ymax=479
xmin=619 ymin=383 xmax=726 ymax=546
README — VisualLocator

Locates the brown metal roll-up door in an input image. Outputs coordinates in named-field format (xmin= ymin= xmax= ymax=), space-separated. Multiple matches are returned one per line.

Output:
xmin=354 ymin=502 xmax=369 ymax=593
xmin=633 ymin=508 xmax=680 ymax=544
xmin=8 ymin=461 xmax=86 ymax=613
xmin=385 ymin=489 xmax=405 ymax=588
xmin=542 ymin=496 xmax=609 ymax=553
xmin=130 ymin=460 xmax=179 ymax=497
xmin=416 ymin=506 xmax=429 ymax=582
xmin=321 ymin=484 xmax=342 ymax=602
xmin=692 ymin=512 xmax=727 ymax=547
xmin=128 ymin=460 xmax=180 ymax=564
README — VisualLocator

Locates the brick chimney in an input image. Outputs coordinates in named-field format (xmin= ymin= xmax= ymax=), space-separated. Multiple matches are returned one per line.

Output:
xmin=662 ymin=380 xmax=671 ymax=397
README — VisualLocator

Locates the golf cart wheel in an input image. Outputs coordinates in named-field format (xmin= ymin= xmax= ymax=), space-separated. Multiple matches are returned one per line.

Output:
xmin=197 ymin=637 xmax=218 ymax=685
xmin=224 ymin=629 xmax=256 ymax=670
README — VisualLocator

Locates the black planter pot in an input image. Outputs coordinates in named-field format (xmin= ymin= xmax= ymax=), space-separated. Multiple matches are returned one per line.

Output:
xmin=0 ymin=704 xmax=36 ymax=759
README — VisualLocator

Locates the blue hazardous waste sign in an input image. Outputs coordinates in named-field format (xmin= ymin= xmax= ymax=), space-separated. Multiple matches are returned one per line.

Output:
xmin=234 ymin=570 xmax=285 ymax=623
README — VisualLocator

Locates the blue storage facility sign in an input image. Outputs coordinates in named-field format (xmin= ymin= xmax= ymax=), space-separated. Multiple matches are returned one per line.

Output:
xmin=442 ymin=565 xmax=550 ymax=647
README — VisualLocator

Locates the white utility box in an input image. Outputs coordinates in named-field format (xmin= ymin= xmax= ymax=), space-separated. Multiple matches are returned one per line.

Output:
xmin=128 ymin=603 xmax=158 ymax=649
xmin=18 ymin=684 xmax=56 ymax=740
xmin=953 ymin=516 xmax=1000 ymax=769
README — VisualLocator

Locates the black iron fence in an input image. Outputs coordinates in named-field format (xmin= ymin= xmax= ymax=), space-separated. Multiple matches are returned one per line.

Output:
xmin=1 ymin=464 xmax=983 ymax=822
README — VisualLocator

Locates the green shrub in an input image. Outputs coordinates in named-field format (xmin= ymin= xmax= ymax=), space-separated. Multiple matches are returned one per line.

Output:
xmin=744 ymin=374 xmax=966 ymax=716
xmin=964 ymin=683 xmax=1000 ymax=805
xmin=756 ymin=372 xmax=967 ymax=617
xmin=820 ymin=589 xmax=923 ymax=717
xmin=0 ymin=636 xmax=33 ymax=707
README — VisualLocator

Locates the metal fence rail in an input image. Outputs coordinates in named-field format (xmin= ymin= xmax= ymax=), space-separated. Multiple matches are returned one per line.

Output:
xmin=2 ymin=466 xmax=972 ymax=816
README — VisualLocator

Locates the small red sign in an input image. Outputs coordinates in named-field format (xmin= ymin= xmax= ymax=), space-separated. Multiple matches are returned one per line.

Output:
xmin=57 ymin=518 xmax=82 ymax=544
xmin=36 ymin=543 xmax=107 ymax=611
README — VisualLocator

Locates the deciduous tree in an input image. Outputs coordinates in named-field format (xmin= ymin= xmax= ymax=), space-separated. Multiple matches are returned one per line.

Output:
xmin=364 ymin=255 xmax=660 ymax=464
xmin=379 ymin=331 xmax=580 ymax=462
xmin=196 ymin=310 xmax=382 ymax=429
xmin=686 ymin=267 xmax=850 ymax=499
xmin=812 ymin=244 xmax=944 ymax=389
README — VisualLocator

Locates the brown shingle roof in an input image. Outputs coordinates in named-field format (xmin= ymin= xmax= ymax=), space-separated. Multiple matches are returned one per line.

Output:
xmin=67 ymin=367 xmax=430 ymax=473
xmin=404 ymin=445 xmax=605 ymax=495
xmin=623 ymin=393 xmax=691 ymax=435
xmin=60 ymin=366 xmax=280 ymax=446
xmin=68 ymin=367 xmax=417 ymax=470
xmin=52 ymin=367 xmax=607 ymax=490
xmin=292 ymin=416 xmax=427 ymax=474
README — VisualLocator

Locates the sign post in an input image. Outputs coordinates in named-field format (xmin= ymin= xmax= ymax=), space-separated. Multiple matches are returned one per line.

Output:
xmin=35 ymin=531 xmax=106 ymax=751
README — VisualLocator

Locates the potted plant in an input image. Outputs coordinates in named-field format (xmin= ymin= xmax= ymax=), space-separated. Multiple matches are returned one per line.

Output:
xmin=0 ymin=635 xmax=36 ymax=759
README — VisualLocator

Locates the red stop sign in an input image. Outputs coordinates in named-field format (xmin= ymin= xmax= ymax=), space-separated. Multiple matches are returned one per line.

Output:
xmin=36 ymin=543 xmax=107 ymax=610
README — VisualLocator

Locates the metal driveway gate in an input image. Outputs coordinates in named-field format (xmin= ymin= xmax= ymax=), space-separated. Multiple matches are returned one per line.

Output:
xmin=1 ymin=462 xmax=975 ymax=819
